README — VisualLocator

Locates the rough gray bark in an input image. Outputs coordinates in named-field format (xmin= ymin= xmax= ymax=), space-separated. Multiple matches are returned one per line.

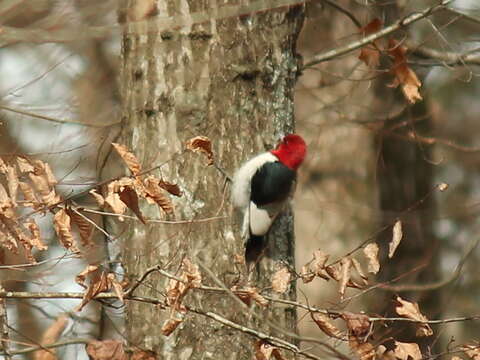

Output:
xmin=105 ymin=1 xmax=304 ymax=357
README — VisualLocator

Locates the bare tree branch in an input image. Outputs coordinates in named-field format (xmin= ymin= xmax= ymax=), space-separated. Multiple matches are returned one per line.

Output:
xmin=304 ymin=0 xmax=453 ymax=68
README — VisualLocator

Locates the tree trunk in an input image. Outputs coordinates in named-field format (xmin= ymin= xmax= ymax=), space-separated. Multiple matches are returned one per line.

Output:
xmin=372 ymin=3 xmax=441 ymax=347
xmin=106 ymin=1 xmax=304 ymax=357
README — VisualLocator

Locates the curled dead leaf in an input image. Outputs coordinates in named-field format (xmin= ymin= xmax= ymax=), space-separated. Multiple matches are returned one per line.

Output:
xmin=393 ymin=341 xmax=422 ymax=360
xmin=388 ymin=39 xmax=422 ymax=104
xmin=90 ymin=189 xmax=105 ymax=207
xmin=16 ymin=156 xmax=35 ymax=173
xmin=143 ymin=176 xmax=174 ymax=214
xmin=158 ymin=180 xmax=182 ymax=197
xmin=339 ymin=258 xmax=352 ymax=298
xmin=311 ymin=312 xmax=343 ymax=338
xmin=119 ymin=186 xmax=146 ymax=224
xmin=358 ymin=18 xmax=383 ymax=68
xmin=351 ymin=258 xmax=369 ymax=285
xmin=112 ymin=143 xmax=142 ymax=175
xmin=66 ymin=208 xmax=95 ymax=247
xmin=389 ymin=220 xmax=402 ymax=258
xmin=232 ymin=285 xmax=268 ymax=307
xmin=395 ymin=296 xmax=433 ymax=337
xmin=254 ymin=341 xmax=286 ymax=360
xmin=341 ymin=311 xmax=371 ymax=338
xmin=186 ymin=136 xmax=214 ymax=165
xmin=363 ymin=243 xmax=380 ymax=274
xmin=53 ymin=208 xmax=76 ymax=251
xmin=461 ymin=343 xmax=480 ymax=360
xmin=300 ymin=264 xmax=315 ymax=283
xmin=19 ymin=181 xmax=38 ymax=208
xmin=272 ymin=267 xmax=290 ymax=294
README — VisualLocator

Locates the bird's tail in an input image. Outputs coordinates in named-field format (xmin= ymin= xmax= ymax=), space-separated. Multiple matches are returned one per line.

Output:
xmin=245 ymin=234 xmax=266 ymax=266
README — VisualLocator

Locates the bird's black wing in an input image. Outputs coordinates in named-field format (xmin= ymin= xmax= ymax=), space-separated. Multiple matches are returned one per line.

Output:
xmin=250 ymin=161 xmax=296 ymax=206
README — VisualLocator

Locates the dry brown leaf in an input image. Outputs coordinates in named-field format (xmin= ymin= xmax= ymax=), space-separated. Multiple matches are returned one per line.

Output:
xmin=395 ymin=296 xmax=433 ymax=337
xmin=451 ymin=357 xmax=464 ymax=360
xmin=104 ymin=192 xmax=128 ymax=219
xmin=5 ymin=165 xmax=18 ymax=206
xmin=300 ymin=264 xmax=315 ymax=283
xmin=158 ymin=180 xmax=182 ymax=197
xmin=363 ymin=243 xmax=380 ymax=274
xmin=107 ymin=273 xmax=125 ymax=304
xmin=232 ymin=285 xmax=268 ymax=307
xmin=393 ymin=341 xmax=422 ymax=360
xmin=25 ymin=219 xmax=47 ymax=251
xmin=0 ymin=228 xmax=18 ymax=254
xmin=388 ymin=39 xmax=422 ymax=104
xmin=53 ymin=208 xmax=76 ymax=250
xmin=90 ymin=189 xmax=105 ymax=207
xmin=76 ymin=265 xmax=100 ymax=288
xmin=119 ymin=186 xmax=146 ymax=224
xmin=255 ymin=341 xmax=274 ymax=360
xmin=311 ymin=249 xmax=330 ymax=280
xmin=339 ymin=258 xmax=352 ymax=298
xmin=272 ymin=267 xmax=290 ymax=294
xmin=143 ymin=176 xmax=174 ymax=214
xmin=85 ymin=339 xmax=127 ymax=360
xmin=34 ymin=314 xmax=68 ymax=360
xmin=66 ymin=208 xmax=94 ymax=247
xmin=349 ymin=337 xmax=375 ymax=360
xmin=325 ymin=264 xmax=340 ymax=281
xmin=0 ymin=183 xmax=14 ymax=218
xmin=351 ymin=258 xmax=369 ymax=285
xmin=461 ymin=344 xmax=480 ymax=360
xmin=311 ymin=312 xmax=342 ymax=338
xmin=77 ymin=269 xmax=110 ymax=311
xmin=112 ymin=143 xmax=141 ymax=175
xmin=161 ymin=317 xmax=183 ymax=336
xmin=341 ymin=311 xmax=371 ymax=338
xmin=182 ymin=258 xmax=202 ymax=288
xmin=358 ymin=18 xmax=383 ymax=68
xmin=29 ymin=165 xmax=61 ymax=206
xmin=186 ymin=136 xmax=214 ymax=165
xmin=389 ymin=220 xmax=402 ymax=258
xmin=16 ymin=156 xmax=34 ymax=173
xmin=19 ymin=181 xmax=38 ymax=208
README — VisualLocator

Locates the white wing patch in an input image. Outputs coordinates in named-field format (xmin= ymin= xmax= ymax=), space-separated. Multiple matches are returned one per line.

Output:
xmin=231 ymin=152 xmax=277 ymax=208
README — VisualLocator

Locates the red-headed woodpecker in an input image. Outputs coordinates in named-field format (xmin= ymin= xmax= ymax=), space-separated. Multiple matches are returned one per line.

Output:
xmin=231 ymin=134 xmax=307 ymax=265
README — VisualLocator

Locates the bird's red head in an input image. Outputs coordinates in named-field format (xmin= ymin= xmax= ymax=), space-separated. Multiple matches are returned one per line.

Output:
xmin=271 ymin=134 xmax=307 ymax=170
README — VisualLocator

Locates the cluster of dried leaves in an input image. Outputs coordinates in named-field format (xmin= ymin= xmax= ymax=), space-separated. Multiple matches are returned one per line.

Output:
xmin=54 ymin=142 xmax=183 ymax=256
xmin=0 ymin=156 xmax=51 ymax=262
xmin=89 ymin=143 xmax=182 ymax=222
xmin=358 ymin=19 xmax=422 ymax=104
xmin=161 ymin=258 xmax=202 ymax=336
xmin=74 ymin=264 xmax=126 ymax=311
xmin=298 ymin=220 xmax=402 ymax=299
xmin=311 ymin=296 xmax=433 ymax=360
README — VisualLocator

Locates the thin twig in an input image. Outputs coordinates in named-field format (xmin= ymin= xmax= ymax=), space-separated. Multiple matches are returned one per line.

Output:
xmin=0 ymin=105 xmax=120 ymax=128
